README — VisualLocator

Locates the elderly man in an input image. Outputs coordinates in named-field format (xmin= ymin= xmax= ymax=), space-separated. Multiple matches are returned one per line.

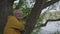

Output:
xmin=4 ymin=9 xmax=25 ymax=34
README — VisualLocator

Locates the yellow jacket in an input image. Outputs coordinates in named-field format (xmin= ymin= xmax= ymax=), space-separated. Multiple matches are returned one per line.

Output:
xmin=4 ymin=16 xmax=25 ymax=34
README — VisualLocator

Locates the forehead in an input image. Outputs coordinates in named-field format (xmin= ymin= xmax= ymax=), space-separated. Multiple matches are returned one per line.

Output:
xmin=13 ymin=10 xmax=22 ymax=14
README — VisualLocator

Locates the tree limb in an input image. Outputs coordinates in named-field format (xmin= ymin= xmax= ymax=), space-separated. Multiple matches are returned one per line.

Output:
xmin=43 ymin=0 xmax=60 ymax=9
xmin=38 ymin=19 xmax=60 ymax=28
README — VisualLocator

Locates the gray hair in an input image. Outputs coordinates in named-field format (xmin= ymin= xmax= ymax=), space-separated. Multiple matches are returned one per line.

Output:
xmin=13 ymin=9 xmax=22 ymax=16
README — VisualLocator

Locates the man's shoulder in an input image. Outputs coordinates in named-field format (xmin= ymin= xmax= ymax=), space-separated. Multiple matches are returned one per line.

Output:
xmin=8 ymin=16 xmax=16 ymax=19
xmin=8 ymin=16 xmax=17 ymax=21
xmin=8 ymin=16 xmax=15 ymax=18
xmin=7 ymin=16 xmax=20 ymax=24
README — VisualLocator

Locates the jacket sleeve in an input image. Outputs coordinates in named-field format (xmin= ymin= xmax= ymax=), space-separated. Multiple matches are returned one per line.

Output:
xmin=8 ymin=16 xmax=25 ymax=31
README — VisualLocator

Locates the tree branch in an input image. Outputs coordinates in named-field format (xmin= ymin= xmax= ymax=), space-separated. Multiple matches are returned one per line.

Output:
xmin=43 ymin=0 xmax=60 ymax=9
xmin=37 ymin=19 xmax=60 ymax=28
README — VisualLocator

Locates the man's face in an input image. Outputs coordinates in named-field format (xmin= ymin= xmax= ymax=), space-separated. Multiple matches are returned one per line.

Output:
xmin=14 ymin=11 xmax=22 ymax=19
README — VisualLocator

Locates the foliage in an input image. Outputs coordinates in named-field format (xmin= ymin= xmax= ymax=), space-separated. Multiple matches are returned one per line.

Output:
xmin=37 ymin=15 xmax=44 ymax=23
xmin=22 ymin=8 xmax=32 ymax=17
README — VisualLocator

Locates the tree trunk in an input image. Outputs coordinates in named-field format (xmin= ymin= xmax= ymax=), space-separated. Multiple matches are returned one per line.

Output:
xmin=24 ymin=0 xmax=47 ymax=34
xmin=0 ymin=0 xmax=14 ymax=34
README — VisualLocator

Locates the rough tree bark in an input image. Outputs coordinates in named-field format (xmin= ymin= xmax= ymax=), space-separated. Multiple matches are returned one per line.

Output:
xmin=24 ymin=0 xmax=47 ymax=34
xmin=0 ymin=0 xmax=14 ymax=34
